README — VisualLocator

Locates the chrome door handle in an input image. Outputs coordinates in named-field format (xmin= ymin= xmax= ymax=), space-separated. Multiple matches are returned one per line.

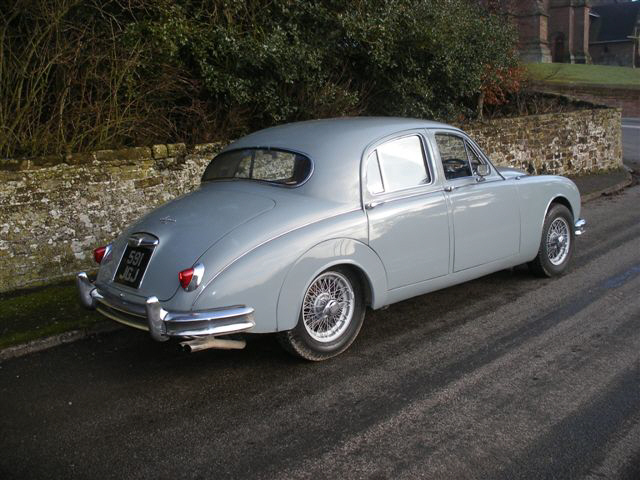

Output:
xmin=445 ymin=182 xmax=477 ymax=192
xmin=365 ymin=200 xmax=385 ymax=209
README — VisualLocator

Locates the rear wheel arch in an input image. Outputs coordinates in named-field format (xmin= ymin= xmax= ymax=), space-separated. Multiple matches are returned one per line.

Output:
xmin=340 ymin=263 xmax=373 ymax=308
xmin=277 ymin=265 xmax=366 ymax=361
xmin=276 ymin=238 xmax=387 ymax=332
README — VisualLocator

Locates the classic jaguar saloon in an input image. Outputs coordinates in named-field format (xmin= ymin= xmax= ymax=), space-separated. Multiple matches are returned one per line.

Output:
xmin=78 ymin=118 xmax=585 ymax=360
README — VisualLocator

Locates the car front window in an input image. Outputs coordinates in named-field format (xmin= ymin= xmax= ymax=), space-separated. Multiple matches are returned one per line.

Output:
xmin=436 ymin=134 xmax=472 ymax=180
xmin=466 ymin=142 xmax=484 ymax=174
xmin=202 ymin=148 xmax=312 ymax=186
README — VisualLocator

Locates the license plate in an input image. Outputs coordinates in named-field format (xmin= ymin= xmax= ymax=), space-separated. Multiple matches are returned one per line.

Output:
xmin=114 ymin=246 xmax=153 ymax=289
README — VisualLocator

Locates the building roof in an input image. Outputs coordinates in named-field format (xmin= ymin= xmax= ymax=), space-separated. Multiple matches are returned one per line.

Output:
xmin=590 ymin=2 xmax=640 ymax=44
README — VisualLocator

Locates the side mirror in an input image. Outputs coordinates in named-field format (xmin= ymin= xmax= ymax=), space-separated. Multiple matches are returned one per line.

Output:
xmin=476 ymin=164 xmax=490 ymax=177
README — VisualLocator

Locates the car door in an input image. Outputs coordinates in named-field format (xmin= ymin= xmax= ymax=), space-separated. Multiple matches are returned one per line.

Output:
xmin=364 ymin=132 xmax=450 ymax=289
xmin=431 ymin=130 xmax=520 ymax=272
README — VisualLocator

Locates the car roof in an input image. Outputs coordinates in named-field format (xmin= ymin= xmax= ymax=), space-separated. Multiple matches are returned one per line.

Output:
xmin=220 ymin=117 xmax=459 ymax=205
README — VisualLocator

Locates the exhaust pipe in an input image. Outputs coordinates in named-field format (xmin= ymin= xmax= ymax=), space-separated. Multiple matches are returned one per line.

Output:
xmin=180 ymin=337 xmax=246 ymax=353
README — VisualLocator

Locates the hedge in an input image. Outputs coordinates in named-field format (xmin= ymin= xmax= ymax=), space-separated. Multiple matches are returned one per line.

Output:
xmin=0 ymin=0 xmax=518 ymax=158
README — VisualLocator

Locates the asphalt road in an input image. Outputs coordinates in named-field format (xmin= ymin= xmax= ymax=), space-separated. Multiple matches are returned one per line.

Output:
xmin=2 ymin=186 xmax=640 ymax=480
xmin=622 ymin=118 xmax=640 ymax=168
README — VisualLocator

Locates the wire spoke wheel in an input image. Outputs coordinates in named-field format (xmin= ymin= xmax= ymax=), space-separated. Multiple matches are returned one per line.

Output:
xmin=302 ymin=272 xmax=355 ymax=343
xmin=278 ymin=267 xmax=365 ymax=361
xmin=528 ymin=203 xmax=575 ymax=278
xmin=546 ymin=217 xmax=570 ymax=265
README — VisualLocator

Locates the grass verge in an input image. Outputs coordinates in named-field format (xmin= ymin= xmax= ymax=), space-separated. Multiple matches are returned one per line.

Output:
xmin=0 ymin=282 xmax=101 ymax=350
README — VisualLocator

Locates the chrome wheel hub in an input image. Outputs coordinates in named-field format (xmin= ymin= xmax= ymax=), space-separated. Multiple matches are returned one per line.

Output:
xmin=302 ymin=272 xmax=355 ymax=343
xmin=547 ymin=217 xmax=570 ymax=266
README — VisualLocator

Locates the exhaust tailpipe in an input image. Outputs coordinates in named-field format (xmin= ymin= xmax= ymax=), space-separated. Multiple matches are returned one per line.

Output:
xmin=180 ymin=337 xmax=246 ymax=353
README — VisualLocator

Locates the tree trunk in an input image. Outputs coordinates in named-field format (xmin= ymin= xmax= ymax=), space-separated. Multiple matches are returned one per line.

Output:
xmin=477 ymin=91 xmax=485 ymax=121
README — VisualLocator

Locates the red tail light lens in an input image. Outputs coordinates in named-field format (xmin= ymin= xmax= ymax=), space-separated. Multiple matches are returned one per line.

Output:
xmin=93 ymin=246 xmax=107 ymax=264
xmin=179 ymin=268 xmax=194 ymax=289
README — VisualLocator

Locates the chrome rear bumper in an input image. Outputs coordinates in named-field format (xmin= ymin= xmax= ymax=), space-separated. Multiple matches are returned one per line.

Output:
xmin=575 ymin=218 xmax=586 ymax=236
xmin=76 ymin=272 xmax=255 ymax=342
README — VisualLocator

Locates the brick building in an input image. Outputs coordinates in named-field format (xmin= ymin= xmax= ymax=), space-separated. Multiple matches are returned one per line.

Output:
xmin=493 ymin=1 xmax=592 ymax=63
xmin=589 ymin=1 xmax=640 ymax=67
xmin=488 ymin=0 xmax=640 ymax=65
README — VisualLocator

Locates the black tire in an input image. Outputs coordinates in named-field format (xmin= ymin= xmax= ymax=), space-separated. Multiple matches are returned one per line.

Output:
xmin=277 ymin=267 xmax=365 ymax=361
xmin=528 ymin=203 xmax=575 ymax=277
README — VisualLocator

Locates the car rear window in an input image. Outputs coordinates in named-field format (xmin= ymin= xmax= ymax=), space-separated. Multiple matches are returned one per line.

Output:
xmin=201 ymin=148 xmax=312 ymax=186
xmin=375 ymin=135 xmax=430 ymax=192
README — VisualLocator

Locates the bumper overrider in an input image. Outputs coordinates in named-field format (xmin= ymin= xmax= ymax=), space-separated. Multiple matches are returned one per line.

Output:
xmin=76 ymin=272 xmax=255 ymax=342
xmin=575 ymin=218 xmax=586 ymax=236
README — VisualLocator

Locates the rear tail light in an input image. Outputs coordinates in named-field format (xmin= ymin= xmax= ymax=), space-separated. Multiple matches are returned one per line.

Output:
xmin=93 ymin=246 xmax=107 ymax=264
xmin=179 ymin=268 xmax=194 ymax=289
xmin=178 ymin=263 xmax=205 ymax=291
xmin=93 ymin=244 xmax=112 ymax=264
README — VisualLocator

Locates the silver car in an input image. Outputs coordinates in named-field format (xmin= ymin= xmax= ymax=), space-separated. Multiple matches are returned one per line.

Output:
xmin=77 ymin=117 xmax=585 ymax=360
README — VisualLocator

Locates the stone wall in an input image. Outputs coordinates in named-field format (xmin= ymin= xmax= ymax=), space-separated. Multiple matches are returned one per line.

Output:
xmin=0 ymin=107 xmax=623 ymax=293
xmin=0 ymin=143 xmax=222 ymax=293
xmin=460 ymin=107 xmax=622 ymax=176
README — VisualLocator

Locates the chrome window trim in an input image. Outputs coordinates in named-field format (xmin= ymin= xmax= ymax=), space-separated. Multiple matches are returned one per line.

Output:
xmin=429 ymin=128 xmax=503 ymax=183
xmin=433 ymin=131 xmax=474 ymax=180
xmin=460 ymin=136 xmax=503 ymax=180
xmin=464 ymin=140 xmax=483 ymax=175
xmin=365 ymin=150 xmax=386 ymax=195
xmin=361 ymin=130 xmax=437 ymax=208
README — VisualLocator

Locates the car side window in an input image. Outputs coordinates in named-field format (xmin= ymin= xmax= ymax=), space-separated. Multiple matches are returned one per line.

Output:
xmin=435 ymin=134 xmax=472 ymax=180
xmin=466 ymin=143 xmax=483 ymax=174
xmin=374 ymin=135 xmax=430 ymax=192
xmin=366 ymin=151 xmax=385 ymax=194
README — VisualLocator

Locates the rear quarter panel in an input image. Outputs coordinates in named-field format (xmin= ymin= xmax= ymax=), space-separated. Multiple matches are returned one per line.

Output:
xmin=191 ymin=210 xmax=388 ymax=333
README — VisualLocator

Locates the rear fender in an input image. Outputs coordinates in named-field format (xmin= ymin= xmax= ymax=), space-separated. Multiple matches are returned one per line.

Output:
xmin=276 ymin=238 xmax=388 ymax=331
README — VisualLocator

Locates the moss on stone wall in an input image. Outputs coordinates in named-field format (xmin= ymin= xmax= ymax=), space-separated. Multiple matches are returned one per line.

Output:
xmin=0 ymin=142 xmax=223 ymax=292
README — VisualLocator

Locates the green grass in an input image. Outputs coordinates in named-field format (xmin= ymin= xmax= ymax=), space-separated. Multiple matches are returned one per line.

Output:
xmin=0 ymin=282 xmax=101 ymax=350
xmin=525 ymin=63 xmax=640 ymax=88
